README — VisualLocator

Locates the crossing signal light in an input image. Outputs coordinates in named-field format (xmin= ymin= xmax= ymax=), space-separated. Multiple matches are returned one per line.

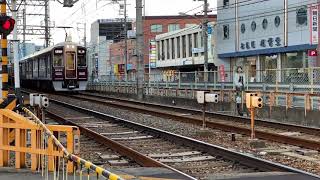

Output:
xmin=246 ymin=93 xmax=263 ymax=109
xmin=252 ymin=96 xmax=263 ymax=108
xmin=0 ymin=16 xmax=15 ymax=36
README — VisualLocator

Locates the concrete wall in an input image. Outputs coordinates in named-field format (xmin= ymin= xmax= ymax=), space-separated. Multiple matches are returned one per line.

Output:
xmin=89 ymin=88 xmax=320 ymax=128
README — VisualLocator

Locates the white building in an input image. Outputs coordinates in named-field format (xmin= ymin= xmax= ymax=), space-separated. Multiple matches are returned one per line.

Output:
xmin=155 ymin=23 xmax=229 ymax=76
xmin=216 ymin=0 xmax=318 ymax=85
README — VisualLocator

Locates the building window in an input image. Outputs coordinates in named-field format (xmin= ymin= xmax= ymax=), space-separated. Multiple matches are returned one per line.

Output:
xmin=241 ymin=23 xmax=246 ymax=34
xmin=151 ymin=24 xmax=163 ymax=33
xmin=194 ymin=33 xmax=199 ymax=57
xmin=274 ymin=16 xmax=280 ymax=27
xmin=157 ymin=41 xmax=160 ymax=61
xmin=166 ymin=39 xmax=170 ymax=59
xmin=182 ymin=35 xmax=186 ymax=58
xmin=283 ymin=52 xmax=305 ymax=68
xmin=262 ymin=19 xmax=268 ymax=30
xmin=161 ymin=40 xmax=165 ymax=60
xmin=282 ymin=52 xmax=308 ymax=83
xmin=260 ymin=55 xmax=278 ymax=83
xmin=171 ymin=38 xmax=175 ymax=59
xmin=188 ymin=34 xmax=192 ymax=57
xmin=223 ymin=25 xmax=229 ymax=39
xmin=177 ymin=36 xmax=180 ymax=58
xmin=296 ymin=6 xmax=307 ymax=26
xmin=251 ymin=21 xmax=256 ymax=32
xmin=168 ymin=24 xmax=180 ymax=32
xmin=223 ymin=0 xmax=229 ymax=8
xmin=200 ymin=32 xmax=203 ymax=46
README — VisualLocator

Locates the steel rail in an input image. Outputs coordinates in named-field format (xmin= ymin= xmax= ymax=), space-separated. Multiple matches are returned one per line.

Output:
xmin=72 ymin=93 xmax=320 ymax=150
xmin=79 ymin=92 xmax=320 ymax=135
xmin=47 ymin=99 xmax=320 ymax=179
xmin=45 ymin=108 xmax=197 ymax=180
xmin=22 ymin=107 xmax=124 ymax=180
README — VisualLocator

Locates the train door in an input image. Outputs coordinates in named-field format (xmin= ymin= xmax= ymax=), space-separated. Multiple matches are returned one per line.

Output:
xmin=65 ymin=52 xmax=77 ymax=79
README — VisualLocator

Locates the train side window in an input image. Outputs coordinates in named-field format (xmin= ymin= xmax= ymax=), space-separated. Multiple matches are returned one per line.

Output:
xmin=53 ymin=54 xmax=63 ymax=67
xmin=47 ymin=55 xmax=51 ymax=78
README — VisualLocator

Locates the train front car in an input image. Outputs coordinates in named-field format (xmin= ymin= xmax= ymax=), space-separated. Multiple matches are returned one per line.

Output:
xmin=52 ymin=43 xmax=88 ymax=91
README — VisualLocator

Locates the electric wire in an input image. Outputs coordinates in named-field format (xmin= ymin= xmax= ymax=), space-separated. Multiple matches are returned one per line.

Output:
xmin=6 ymin=0 xmax=25 ymax=12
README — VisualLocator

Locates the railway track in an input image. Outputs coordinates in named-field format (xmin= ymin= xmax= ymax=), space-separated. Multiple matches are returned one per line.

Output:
xmin=44 ymin=98 xmax=319 ymax=180
xmin=67 ymin=92 xmax=320 ymax=151
xmin=44 ymin=117 xmax=140 ymax=170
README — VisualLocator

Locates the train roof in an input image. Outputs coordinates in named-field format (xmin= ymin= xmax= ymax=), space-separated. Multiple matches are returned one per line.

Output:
xmin=20 ymin=41 xmax=85 ymax=62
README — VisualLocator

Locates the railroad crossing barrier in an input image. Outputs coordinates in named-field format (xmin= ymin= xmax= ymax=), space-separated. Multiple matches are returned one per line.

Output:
xmin=0 ymin=107 xmax=124 ymax=180
xmin=0 ymin=108 xmax=79 ymax=172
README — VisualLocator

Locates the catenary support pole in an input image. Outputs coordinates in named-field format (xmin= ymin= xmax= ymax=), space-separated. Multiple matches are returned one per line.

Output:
xmin=12 ymin=0 xmax=22 ymax=103
xmin=203 ymin=0 xmax=208 ymax=82
xmin=136 ymin=0 xmax=144 ymax=100
xmin=1 ymin=0 xmax=8 ymax=99
xmin=44 ymin=0 xmax=49 ymax=47
xmin=124 ymin=0 xmax=128 ymax=82
xmin=317 ymin=0 xmax=320 ymax=66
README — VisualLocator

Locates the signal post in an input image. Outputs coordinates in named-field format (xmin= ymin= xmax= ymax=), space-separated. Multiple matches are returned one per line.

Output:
xmin=246 ymin=93 xmax=263 ymax=140
xmin=197 ymin=91 xmax=219 ymax=129
xmin=0 ymin=0 xmax=9 ymax=99
xmin=0 ymin=0 xmax=16 ymax=108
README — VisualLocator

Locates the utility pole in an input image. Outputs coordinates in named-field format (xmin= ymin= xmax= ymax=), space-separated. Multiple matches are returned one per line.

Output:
xmin=81 ymin=2 xmax=87 ymax=47
xmin=136 ymin=0 xmax=144 ymax=100
xmin=22 ymin=4 xmax=26 ymax=57
xmin=318 ymin=0 xmax=320 ymax=66
xmin=12 ymin=0 xmax=22 ymax=102
xmin=84 ymin=22 xmax=87 ymax=47
xmin=44 ymin=0 xmax=50 ymax=47
xmin=202 ymin=0 xmax=209 ymax=82
xmin=124 ymin=0 xmax=128 ymax=81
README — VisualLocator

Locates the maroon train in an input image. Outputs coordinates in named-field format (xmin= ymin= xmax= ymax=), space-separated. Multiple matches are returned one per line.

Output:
xmin=19 ymin=42 xmax=88 ymax=91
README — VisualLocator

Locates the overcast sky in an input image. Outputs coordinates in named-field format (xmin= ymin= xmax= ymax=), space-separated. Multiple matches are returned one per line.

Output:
xmin=39 ymin=0 xmax=216 ymax=45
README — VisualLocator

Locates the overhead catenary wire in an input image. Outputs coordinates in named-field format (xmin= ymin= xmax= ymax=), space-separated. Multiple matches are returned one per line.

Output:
xmin=144 ymin=0 xmax=316 ymax=40
xmin=6 ymin=0 xmax=25 ymax=12
xmin=51 ymin=0 xmax=115 ymax=40
xmin=91 ymin=0 xmax=317 ymax=66
xmin=54 ymin=0 xmax=314 ymax=59
xmin=53 ymin=0 xmax=266 ymax=45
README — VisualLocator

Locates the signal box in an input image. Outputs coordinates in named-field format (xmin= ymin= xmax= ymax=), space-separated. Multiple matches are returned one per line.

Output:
xmin=246 ymin=93 xmax=263 ymax=109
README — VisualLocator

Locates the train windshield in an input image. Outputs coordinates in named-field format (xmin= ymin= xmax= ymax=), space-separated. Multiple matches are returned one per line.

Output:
xmin=66 ymin=53 xmax=75 ymax=70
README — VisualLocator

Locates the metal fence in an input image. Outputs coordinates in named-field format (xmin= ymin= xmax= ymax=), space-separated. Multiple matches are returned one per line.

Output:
xmin=89 ymin=67 xmax=320 ymax=93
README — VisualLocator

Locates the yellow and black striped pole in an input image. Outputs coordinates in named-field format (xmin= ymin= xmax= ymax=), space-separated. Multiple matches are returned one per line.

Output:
xmin=0 ymin=0 xmax=8 ymax=99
